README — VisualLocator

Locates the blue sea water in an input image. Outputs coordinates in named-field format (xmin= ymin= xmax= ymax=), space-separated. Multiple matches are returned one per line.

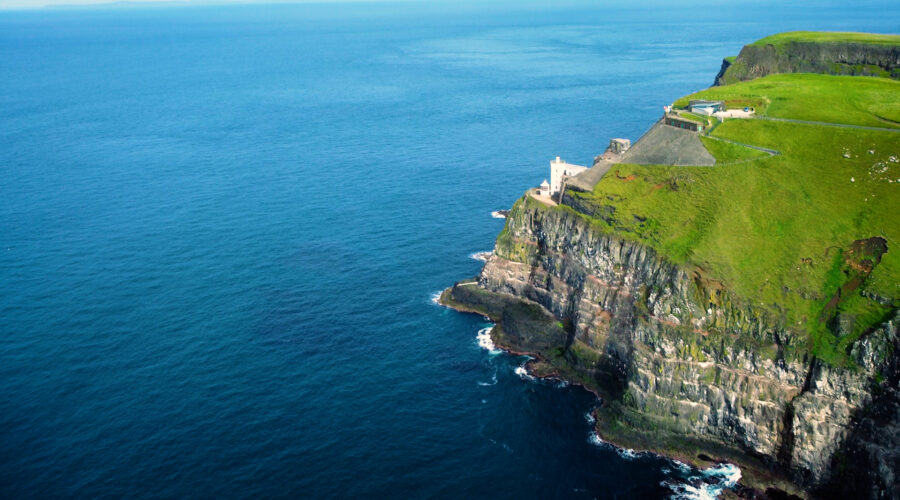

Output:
xmin=1 ymin=2 xmax=897 ymax=498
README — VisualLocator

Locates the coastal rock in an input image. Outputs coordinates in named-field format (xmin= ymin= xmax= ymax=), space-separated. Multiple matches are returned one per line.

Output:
xmin=448 ymin=196 xmax=900 ymax=496
xmin=716 ymin=40 xmax=900 ymax=85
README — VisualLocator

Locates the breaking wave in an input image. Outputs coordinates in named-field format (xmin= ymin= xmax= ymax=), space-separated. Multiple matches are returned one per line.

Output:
xmin=469 ymin=251 xmax=492 ymax=262
xmin=586 ymin=431 xmax=643 ymax=460
xmin=587 ymin=432 xmax=741 ymax=499
xmin=476 ymin=326 xmax=502 ymax=355
xmin=514 ymin=364 xmax=535 ymax=381
xmin=491 ymin=211 xmax=507 ymax=219
xmin=665 ymin=462 xmax=741 ymax=500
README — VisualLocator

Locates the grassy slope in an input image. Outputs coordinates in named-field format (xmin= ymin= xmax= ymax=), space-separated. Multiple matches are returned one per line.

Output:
xmin=569 ymin=74 xmax=900 ymax=365
xmin=674 ymin=73 xmax=900 ymax=126
xmin=699 ymin=136 xmax=770 ymax=164
xmin=750 ymin=31 xmax=900 ymax=48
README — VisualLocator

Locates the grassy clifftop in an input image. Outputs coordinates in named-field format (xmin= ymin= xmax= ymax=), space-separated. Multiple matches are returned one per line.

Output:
xmin=676 ymin=73 xmax=900 ymax=127
xmin=564 ymin=72 xmax=900 ymax=366
xmin=750 ymin=31 xmax=900 ymax=48
xmin=716 ymin=31 xmax=900 ymax=84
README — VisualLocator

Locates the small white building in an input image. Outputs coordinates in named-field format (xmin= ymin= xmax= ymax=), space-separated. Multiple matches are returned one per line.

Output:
xmin=538 ymin=179 xmax=551 ymax=197
xmin=550 ymin=156 xmax=587 ymax=195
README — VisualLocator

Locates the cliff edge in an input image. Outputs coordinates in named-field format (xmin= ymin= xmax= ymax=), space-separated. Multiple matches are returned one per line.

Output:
xmin=716 ymin=31 xmax=900 ymax=86
xmin=443 ymin=32 xmax=900 ymax=499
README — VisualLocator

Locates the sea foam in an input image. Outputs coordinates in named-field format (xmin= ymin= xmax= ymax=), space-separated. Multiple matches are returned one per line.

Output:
xmin=586 ymin=432 xmax=643 ymax=460
xmin=587 ymin=433 xmax=741 ymax=499
xmin=514 ymin=363 xmax=535 ymax=381
xmin=476 ymin=326 xmax=502 ymax=355
xmin=469 ymin=251 xmax=492 ymax=262
xmin=665 ymin=462 xmax=742 ymax=500
xmin=478 ymin=371 xmax=498 ymax=386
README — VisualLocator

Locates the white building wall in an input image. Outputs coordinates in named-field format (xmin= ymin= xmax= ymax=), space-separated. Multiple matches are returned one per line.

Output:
xmin=550 ymin=156 xmax=588 ymax=195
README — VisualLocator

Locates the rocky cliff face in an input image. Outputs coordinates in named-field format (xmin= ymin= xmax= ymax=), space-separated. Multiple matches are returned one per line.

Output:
xmin=449 ymin=196 xmax=899 ymax=498
xmin=716 ymin=42 xmax=900 ymax=85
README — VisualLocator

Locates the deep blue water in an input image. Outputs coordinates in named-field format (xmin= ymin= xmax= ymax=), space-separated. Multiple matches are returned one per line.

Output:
xmin=1 ymin=2 xmax=897 ymax=498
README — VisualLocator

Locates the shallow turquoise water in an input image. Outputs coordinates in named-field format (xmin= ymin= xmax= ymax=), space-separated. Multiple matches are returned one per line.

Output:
xmin=1 ymin=3 xmax=896 ymax=498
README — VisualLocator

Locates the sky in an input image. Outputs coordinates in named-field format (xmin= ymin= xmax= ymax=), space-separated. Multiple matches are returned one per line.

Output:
xmin=0 ymin=0 xmax=362 ymax=9
xmin=2 ymin=0 xmax=432 ymax=8
xmin=0 ymin=0 xmax=896 ymax=11
xmin=3 ymin=0 xmax=897 ymax=11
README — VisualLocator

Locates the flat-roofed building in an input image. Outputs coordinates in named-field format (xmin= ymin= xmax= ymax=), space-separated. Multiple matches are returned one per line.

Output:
xmin=688 ymin=99 xmax=725 ymax=114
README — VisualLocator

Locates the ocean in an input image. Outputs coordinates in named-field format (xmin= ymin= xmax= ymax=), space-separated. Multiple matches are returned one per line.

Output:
xmin=1 ymin=2 xmax=896 ymax=498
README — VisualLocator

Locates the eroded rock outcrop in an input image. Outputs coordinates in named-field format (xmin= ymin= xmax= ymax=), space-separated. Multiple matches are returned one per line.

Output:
xmin=444 ymin=196 xmax=899 ymax=497
xmin=716 ymin=41 xmax=900 ymax=85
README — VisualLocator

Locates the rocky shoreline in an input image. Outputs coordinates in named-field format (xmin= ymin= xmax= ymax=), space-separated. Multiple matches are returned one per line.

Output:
xmin=439 ymin=285 xmax=804 ymax=499
xmin=439 ymin=192 xmax=900 ymax=499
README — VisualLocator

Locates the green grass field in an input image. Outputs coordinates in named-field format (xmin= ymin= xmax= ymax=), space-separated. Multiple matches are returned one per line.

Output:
xmin=674 ymin=73 xmax=900 ymax=126
xmin=750 ymin=31 xmax=900 ymax=48
xmin=565 ymin=73 xmax=900 ymax=366
xmin=698 ymin=136 xmax=770 ymax=164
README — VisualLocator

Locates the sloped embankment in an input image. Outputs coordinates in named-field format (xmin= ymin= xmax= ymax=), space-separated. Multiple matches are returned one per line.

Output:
xmin=618 ymin=122 xmax=715 ymax=166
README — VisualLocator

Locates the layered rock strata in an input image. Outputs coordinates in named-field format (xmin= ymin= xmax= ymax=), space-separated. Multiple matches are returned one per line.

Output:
xmin=716 ymin=41 xmax=900 ymax=85
xmin=444 ymin=196 xmax=899 ymax=498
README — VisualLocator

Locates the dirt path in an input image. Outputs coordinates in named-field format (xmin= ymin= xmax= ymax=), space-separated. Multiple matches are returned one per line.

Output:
xmin=529 ymin=190 xmax=557 ymax=206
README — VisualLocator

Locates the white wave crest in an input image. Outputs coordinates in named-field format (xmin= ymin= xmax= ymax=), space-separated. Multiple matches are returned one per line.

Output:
xmin=470 ymin=251 xmax=492 ymax=262
xmin=476 ymin=326 xmax=502 ymax=355
xmin=666 ymin=462 xmax=741 ymax=500
xmin=584 ymin=411 xmax=596 ymax=425
xmin=430 ymin=291 xmax=443 ymax=305
xmin=491 ymin=211 xmax=507 ymax=219
xmin=514 ymin=364 xmax=535 ymax=381
xmin=586 ymin=432 xmax=642 ymax=460
xmin=672 ymin=460 xmax=692 ymax=474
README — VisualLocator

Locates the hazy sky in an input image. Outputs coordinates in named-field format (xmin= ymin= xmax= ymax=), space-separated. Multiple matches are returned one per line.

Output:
xmin=1 ymin=0 xmax=430 ymax=8
xmin=2 ymin=0 xmax=897 ymax=11
xmin=0 ymin=0 xmax=391 ymax=9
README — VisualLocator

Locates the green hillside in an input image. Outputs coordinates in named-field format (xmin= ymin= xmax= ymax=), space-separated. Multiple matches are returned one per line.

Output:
xmin=566 ymin=73 xmax=900 ymax=365
xmin=675 ymin=73 xmax=900 ymax=126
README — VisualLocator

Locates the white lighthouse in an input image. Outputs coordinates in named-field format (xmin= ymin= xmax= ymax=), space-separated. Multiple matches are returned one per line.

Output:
xmin=549 ymin=156 xmax=587 ymax=196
